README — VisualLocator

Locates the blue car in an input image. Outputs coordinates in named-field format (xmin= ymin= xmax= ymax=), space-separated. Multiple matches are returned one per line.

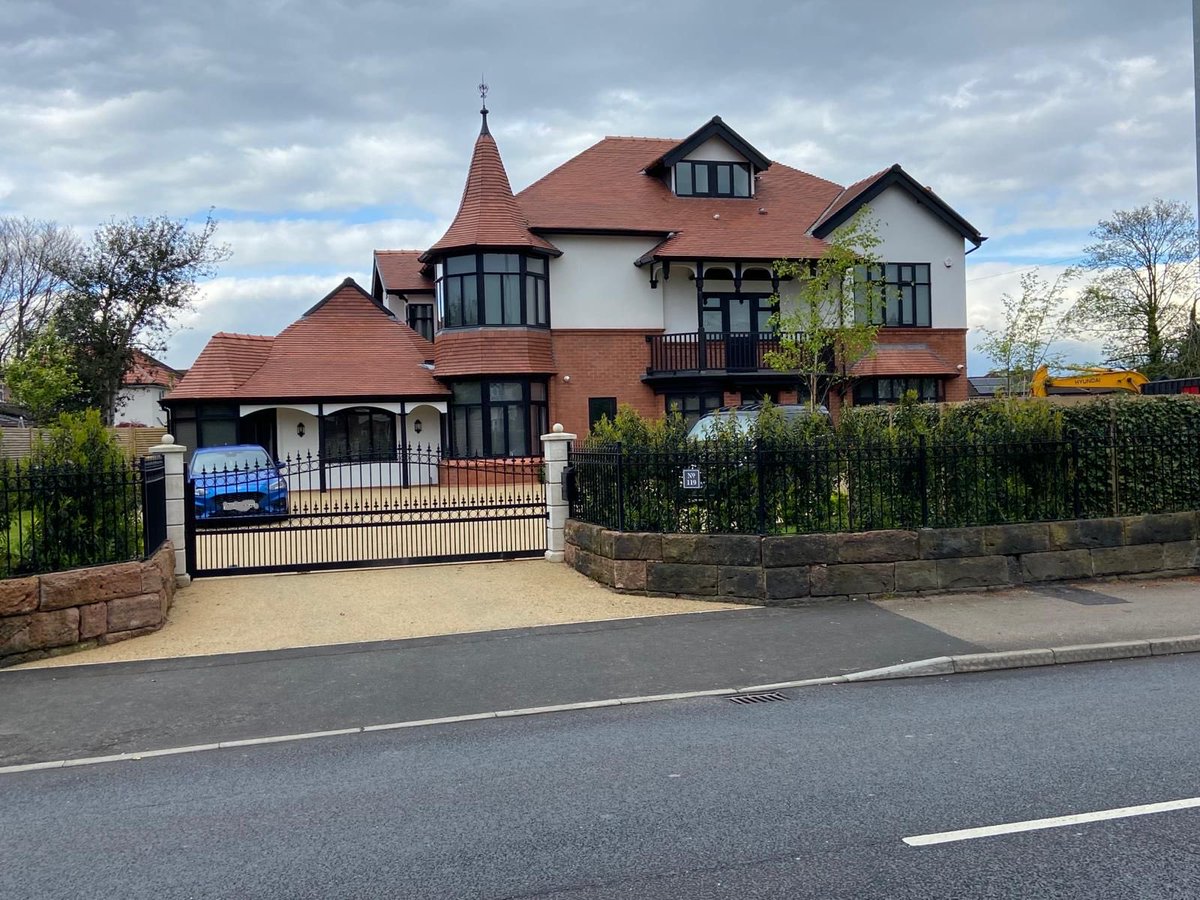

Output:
xmin=190 ymin=445 xmax=289 ymax=521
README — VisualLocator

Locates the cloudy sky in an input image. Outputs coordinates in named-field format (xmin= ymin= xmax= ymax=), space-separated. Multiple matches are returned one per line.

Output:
xmin=1 ymin=0 xmax=1194 ymax=374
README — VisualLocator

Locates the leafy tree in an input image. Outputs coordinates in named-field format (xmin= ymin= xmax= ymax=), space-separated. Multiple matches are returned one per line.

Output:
xmin=1167 ymin=300 xmax=1200 ymax=377
xmin=1070 ymin=198 xmax=1198 ymax=378
xmin=1 ymin=320 xmax=79 ymax=421
xmin=977 ymin=268 xmax=1077 ymax=395
xmin=55 ymin=213 xmax=230 ymax=423
xmin=0 ymin=217 xmax=79 ymax=362
xmin=763 ymin=208 xmax=885 ymax=411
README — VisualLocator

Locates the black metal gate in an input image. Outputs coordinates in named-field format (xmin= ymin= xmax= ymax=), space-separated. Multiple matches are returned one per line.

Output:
xmin=184 ymin=446 xmax=546 ymax=577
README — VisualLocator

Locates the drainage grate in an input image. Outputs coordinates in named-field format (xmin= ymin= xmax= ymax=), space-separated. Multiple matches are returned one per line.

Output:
xmin=729 ymin=691 xmax=790 ymax=705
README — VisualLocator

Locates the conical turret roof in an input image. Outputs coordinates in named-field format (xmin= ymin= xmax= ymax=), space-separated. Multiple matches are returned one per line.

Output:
xmin=425 ymin=110 xmax=559 ymax=259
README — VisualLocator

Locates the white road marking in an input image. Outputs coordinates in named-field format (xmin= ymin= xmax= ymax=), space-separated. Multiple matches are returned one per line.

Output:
xmin=903 ymin=797 xmax=1200 ymax=846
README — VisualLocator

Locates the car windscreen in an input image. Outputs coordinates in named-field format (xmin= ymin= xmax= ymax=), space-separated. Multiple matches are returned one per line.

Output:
xmin=687 ymin=413 xmax=755 ymax=440
xmin=193 ymin=449 xmax=272 ymax=473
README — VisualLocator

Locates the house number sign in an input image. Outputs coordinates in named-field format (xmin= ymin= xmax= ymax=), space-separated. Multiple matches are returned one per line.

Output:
xmin=682 ymin=467 xmax=703 ymax=489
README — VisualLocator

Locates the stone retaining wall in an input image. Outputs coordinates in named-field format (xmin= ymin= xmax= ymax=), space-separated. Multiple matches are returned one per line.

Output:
xmin=565 ymin=514 xmax=1200 ymax=605
xmin=0 ymin=543 xmax=176 ymax=667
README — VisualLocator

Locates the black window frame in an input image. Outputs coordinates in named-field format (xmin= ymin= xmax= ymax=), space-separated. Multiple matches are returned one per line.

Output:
xmin=700 ymin=293 xmax=776 ymax=335
xmin=675 ymin=161 xmax=753 ymax=198
xmin=437 ymin=252 xmax=550 ymax=330
xmin=406 ymin=302 xmax=434 ymax=341
xmin=449 ymin=377 xmax=548 ymax=458
xmin=852 ymin=377 xmax=943 ymax=406
xmin=587 ymin=397 xmax=618 ymax=430
xmin=321 ymin=407 xmax=397 ymax=462
xmin=859 ymin=262 xmax=932 ymax=328
xmin=665 ymin=392 xmax=723 ymax=428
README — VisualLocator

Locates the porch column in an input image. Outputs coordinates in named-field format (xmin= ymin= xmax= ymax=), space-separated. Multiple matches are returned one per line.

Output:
xmin=540 ymin=423 xmax=577 ymax=563
xmin=148 ymin=434 xmax=190 ymax=586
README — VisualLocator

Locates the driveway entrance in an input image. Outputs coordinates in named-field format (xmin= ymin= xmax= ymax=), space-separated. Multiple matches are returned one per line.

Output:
xmin=185 ymin=448 xmax=546 ymax=577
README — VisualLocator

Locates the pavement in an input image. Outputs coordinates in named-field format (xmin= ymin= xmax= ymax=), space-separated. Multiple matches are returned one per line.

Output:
xmin=1 ymin=573 xmax=1198 ymax=768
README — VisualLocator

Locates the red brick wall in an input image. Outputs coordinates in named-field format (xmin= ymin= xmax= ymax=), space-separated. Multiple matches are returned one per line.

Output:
xmin=549 ymin=330 xmax=662 ymax=437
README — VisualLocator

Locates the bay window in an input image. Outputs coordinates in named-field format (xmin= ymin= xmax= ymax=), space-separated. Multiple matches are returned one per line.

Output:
xmin=439 ymin=253 xmax=550 ymax=329
xmin=450 ymin=379 xmax=548 ymax=458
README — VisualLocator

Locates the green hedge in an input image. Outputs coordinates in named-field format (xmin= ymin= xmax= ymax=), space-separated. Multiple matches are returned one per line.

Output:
xmin=572 ymin=396 xmax=1200 ymax=533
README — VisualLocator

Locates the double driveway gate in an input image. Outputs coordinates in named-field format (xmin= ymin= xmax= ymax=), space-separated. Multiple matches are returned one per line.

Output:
xmin=184 ymin=447 xmax=547 ymax=577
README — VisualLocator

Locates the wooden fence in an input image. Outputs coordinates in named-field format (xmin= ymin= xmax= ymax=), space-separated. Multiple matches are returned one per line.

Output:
xmin=0 ymin=427 xmax=169 ymax=460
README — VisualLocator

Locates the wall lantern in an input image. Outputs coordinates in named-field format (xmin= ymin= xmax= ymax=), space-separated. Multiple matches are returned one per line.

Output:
xmin=413 ymin=419 xmax=423 ymax=434
xmin=296 ymin=422 xmax=306 ymax=437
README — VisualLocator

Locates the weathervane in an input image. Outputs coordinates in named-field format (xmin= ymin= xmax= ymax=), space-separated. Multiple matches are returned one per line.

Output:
xmin=478 ymin=77 xmax=490 ymax=134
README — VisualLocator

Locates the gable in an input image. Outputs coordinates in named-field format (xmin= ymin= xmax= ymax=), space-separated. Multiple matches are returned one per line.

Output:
xmin=682 ymin=137 xmax=749 ymax=164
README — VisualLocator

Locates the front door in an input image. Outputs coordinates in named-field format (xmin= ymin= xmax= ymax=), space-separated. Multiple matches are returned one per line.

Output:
xmin=702 ymin=294 xmax=773 ymax=371
xmin=238 ymin=409 xmax=278 ymax=459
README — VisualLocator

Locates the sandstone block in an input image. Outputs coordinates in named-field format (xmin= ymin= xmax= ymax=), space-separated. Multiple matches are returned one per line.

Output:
xmin=894 ymin=560 xmax=939 ymax=592
xmin=1091 ymin=544 xmax=1165 ymax=576
xmin=612 ymin=559 xmax=647 ymax=591
xmin=1163 ymin=540 xmax=1200 ymax=570
xmin=662 ymin=534 xmax=759 ymax=567
xmin=718 ymin=566 xmax=763 ymax=600
xmin=1048 ymin=518 xmax=1124 ymax=551
xmin=39 ymin=562 xmax=143 ymax=611
xmin=836 ymin=530 xmax=918 ymax=563
xmin=918 ymin=528 xmax=985 ymax=560
xmin=573 ymin=548 xmax=614 ymax=586
xmin=0 ymin=577 xmax=39 ymax=616
xmin=763 ymin=567 xmax=810 ymax=602
xmin=645 ymin=563 xmax=717 ymax=596
xmin=1124 ymin=512 xmax=1196 ymax=546
xmin=611 ymin=532 xmax=662 ymax=561
xmin=28 ymin=608 xmax=80 ymax=649
xmin=810 ymin=563 xmax=893 ymax=597
xmin=107 ymin=594 xmax=163 ymax=632
xmin=984 ymin=523 xmax=1050 ymax=556
xmin=79 ymin=602 xmax=107 ymax=639
xmin=1021 ymin=549 xmax=1092 ymax=582
xmin=761 ymin=534 xmax=838 ymax=567
xmin=935 ymin=556 xmax=1009 ymax=590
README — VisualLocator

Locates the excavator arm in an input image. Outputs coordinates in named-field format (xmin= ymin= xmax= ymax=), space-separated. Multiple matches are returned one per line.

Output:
xmin=1029 ymin=365 xmax=1148 ymax=397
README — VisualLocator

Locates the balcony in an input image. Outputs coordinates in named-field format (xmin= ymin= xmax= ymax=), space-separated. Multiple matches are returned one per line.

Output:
xmin=645 ymin=332 xmax=797 ymax=379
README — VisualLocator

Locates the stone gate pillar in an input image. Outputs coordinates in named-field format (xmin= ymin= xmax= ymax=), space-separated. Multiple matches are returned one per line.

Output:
xmin=148 ymin=434 xmax=190 ymax=586
xmin=540 ymin=424 xmax=577 ymax=563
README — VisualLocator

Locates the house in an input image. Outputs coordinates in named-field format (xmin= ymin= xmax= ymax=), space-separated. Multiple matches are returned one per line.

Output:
xmin=166 ymin=107 xmax=984 ymax=461
xmin=161 ymin=279 xmax=449 ymax=479
xmin=115 ymin=350 xmax=184 ymax=427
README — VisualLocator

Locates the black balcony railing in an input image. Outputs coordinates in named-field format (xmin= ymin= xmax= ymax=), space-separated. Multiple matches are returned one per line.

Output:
xmin=646 ymin=332 xmax=796 ymax=376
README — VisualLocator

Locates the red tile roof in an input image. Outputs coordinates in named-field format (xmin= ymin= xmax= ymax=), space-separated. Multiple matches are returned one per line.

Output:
xmin=374 ymin=250 xmax=434 ymax=293
xmin=165 ymin=279 xmax=448 ymax=403
xmin=426 ymin=121 xmax=559 ymax=259
xmin=123 ymin=350 xmax=182 ymax=388
xmin=516 ymin=136 xmax=844 ymax=262
xmin=811 ymin=167 xmax=891 ymax=233
xmin=851 ymin=345 xmax=960 ymax=377
xmin=433 ymin=329 xmax=556 ymax=377
xmin=166 ymin=333 xmax=275 ymax=400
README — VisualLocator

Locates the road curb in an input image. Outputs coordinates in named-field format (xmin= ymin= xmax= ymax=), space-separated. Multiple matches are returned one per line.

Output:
xmin=3 ymin=635 xmax=1199 ymax=776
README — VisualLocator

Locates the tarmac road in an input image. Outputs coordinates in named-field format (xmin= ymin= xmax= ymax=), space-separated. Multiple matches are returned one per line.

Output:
xmin=4 ymin=655 xmax=1199 ymax=899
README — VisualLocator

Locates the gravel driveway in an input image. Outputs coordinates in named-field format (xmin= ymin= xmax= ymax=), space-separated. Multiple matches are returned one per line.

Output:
xmin=17 ymin=560 xmax=749 ymax=668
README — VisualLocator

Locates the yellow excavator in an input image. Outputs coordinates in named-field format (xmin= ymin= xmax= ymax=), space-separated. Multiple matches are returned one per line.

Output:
xmin=1029 ymin=364 xmax=1148 ymax=397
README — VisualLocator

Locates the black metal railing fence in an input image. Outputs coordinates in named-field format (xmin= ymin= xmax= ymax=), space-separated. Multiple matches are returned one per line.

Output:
xmin=567 ymin=429 xmax=1200 ymax=535
xmin=0 ymin=457 xmax=157 ymax=578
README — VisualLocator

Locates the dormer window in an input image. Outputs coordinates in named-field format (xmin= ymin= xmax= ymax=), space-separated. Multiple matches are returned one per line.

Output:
xmin=675 ymin=161 xmax=753 ymax=198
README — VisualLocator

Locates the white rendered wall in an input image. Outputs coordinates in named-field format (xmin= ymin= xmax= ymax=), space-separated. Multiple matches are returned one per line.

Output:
xmin=115 ymin=386 xmax=168 ymax=426
xmin=544 ymin=235 xmax=665 ymax=330
xmin=682 ymin=137 xmax=747 ymax=163
xmin=851 ymin=185 xmax=968 ymax=329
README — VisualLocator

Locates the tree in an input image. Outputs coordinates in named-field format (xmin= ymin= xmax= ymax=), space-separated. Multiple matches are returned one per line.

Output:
xmin=54 ymin=213 xmax=230 ymax=423
xmin=1 ymin=320 xmax=79 ymax=421
xmin=977 ymin=268 xmax=1077 ymax=395
xmin=1070 ymin=198 xmax=1198 ymax=378
xmin=1169 ymin=300 xmax=1200 ymax=377
xmin=0 ymin=217 xmax=79 ymax=362
xmin=763 ymin=208 xmax=884 ymax=411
